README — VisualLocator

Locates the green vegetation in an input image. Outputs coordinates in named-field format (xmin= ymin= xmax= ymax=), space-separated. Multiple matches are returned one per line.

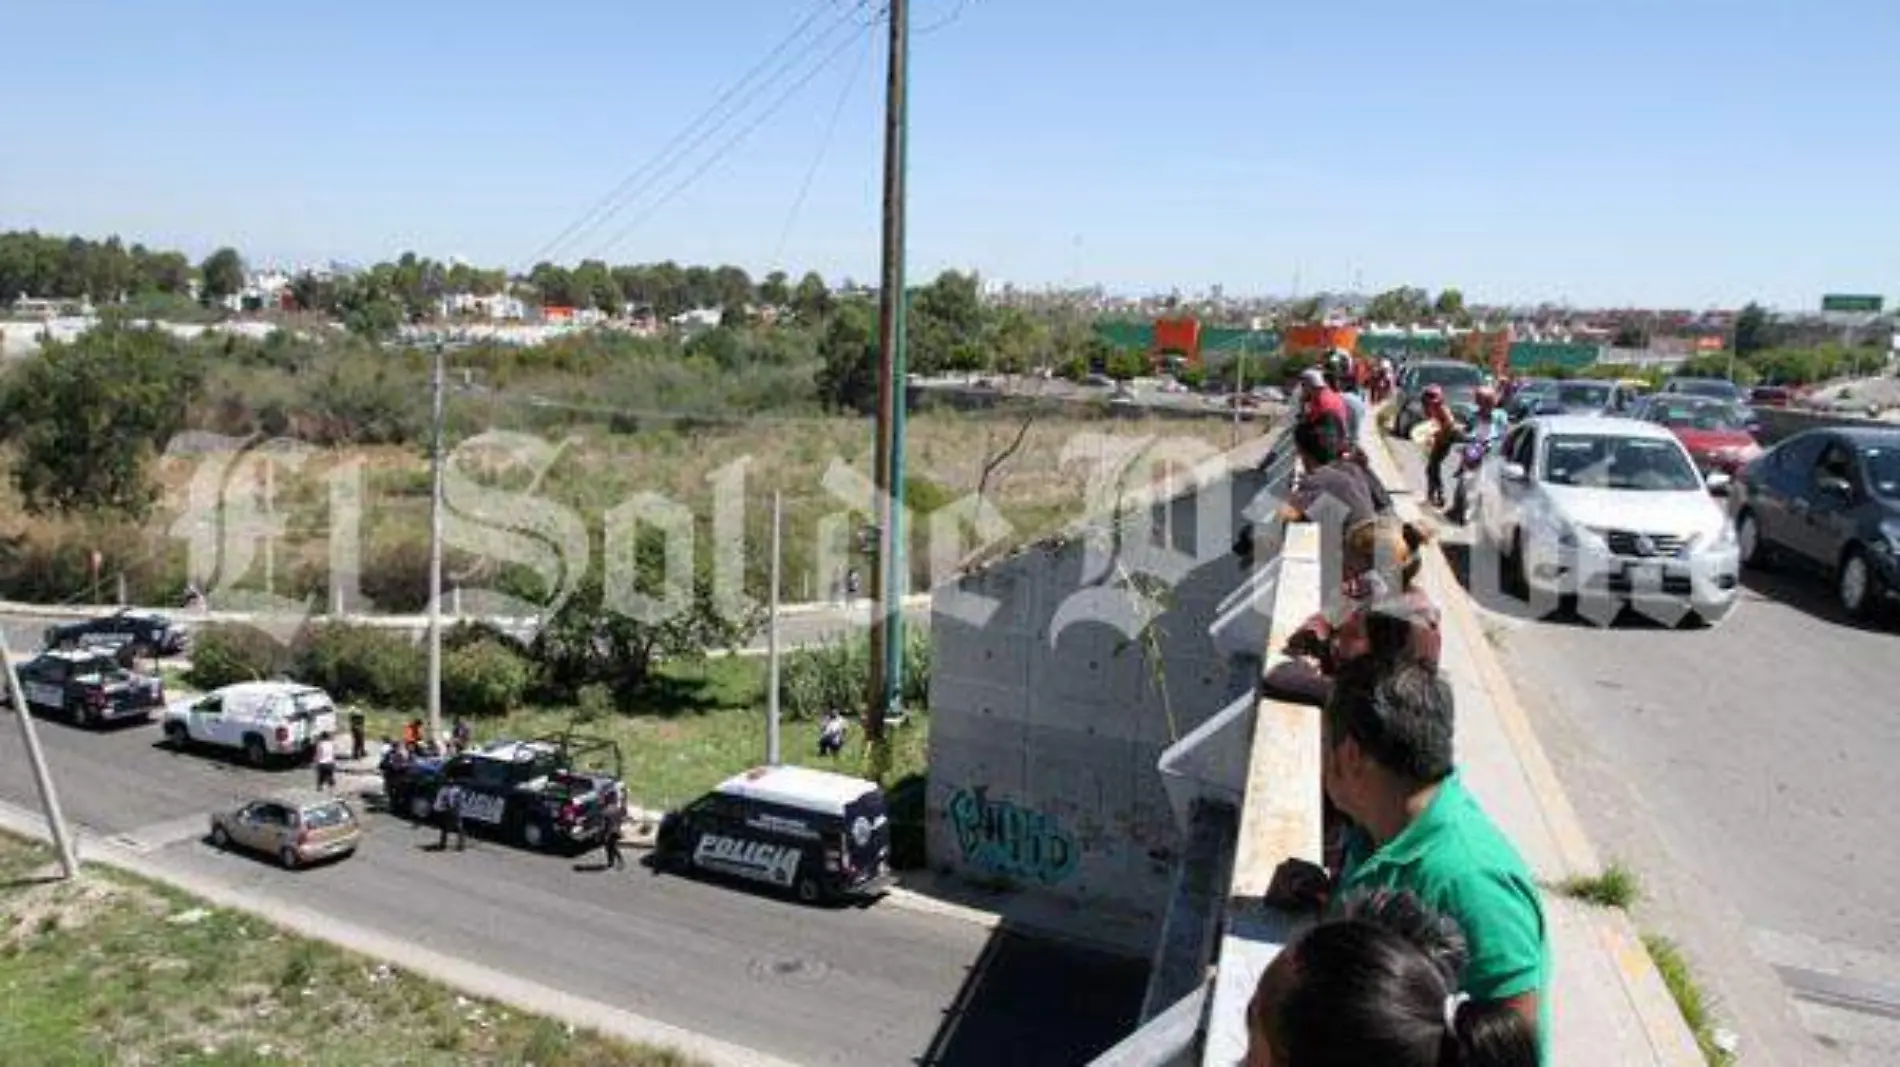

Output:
xmin=1558 ymin=863 xmax=1640 ymax=910
xmin=1642 ymin=934 xmax=1735 ymax=1067
xmin=0 ymin=832 xmax=700 ymax=1065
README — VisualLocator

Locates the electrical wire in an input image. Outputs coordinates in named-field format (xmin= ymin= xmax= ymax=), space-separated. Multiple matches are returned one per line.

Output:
xmin=771 ymin=28 xmax=875 ymax=267
xmin=523 ymin=0 xmax=853 ymax=269
xmin=591 ymin=11 xmax=878 ymax=259
xmin=915 ymin=0 xmax=974 ymax=35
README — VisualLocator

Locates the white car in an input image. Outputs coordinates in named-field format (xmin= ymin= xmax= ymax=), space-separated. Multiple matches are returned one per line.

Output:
xmin=162 ymin=681 xmax=340 ymax=767
xmin=1469 ymin=415 xmax=1742 ymax=625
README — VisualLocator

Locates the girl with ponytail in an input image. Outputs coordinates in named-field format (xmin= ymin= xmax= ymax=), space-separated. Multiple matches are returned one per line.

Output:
xmin=1244 ymin=888 xmax=1539 ymax=1067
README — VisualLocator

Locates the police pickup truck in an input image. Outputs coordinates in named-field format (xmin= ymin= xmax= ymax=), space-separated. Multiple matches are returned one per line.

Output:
xmin=382 ymin=732 xmax=627 ymax=853
xmin=7 ymin=649 xmax=167 ymax=727
xmin=44 ymin=608 xmax=191 ymax=659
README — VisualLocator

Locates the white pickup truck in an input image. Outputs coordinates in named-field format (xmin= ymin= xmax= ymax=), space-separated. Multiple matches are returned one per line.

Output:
xmin=161 ymin=681 xmax=339 ymax=767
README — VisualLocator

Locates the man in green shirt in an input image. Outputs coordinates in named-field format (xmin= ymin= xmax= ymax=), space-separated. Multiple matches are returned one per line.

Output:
xmin=1270 ymin=657 xmax=1552 ymax=1059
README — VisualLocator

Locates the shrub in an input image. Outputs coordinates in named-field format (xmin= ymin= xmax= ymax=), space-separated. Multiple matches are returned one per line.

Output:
xmin=187 ymin=624 xmax=297 ymax=689
xmin=442 ymin=639 xmax=530 ymax=717
xmin=294 ymin=622 xmax=424 ymax=707
xmin=778 ymin=622 xmax=930 ymax=721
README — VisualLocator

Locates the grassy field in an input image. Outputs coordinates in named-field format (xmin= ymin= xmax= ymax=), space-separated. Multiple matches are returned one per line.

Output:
xmin=0 ymin=833 xmax=699 ymax=1066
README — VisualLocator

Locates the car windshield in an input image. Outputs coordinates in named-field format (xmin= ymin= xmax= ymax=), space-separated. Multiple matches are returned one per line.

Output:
xmin=1415 ymin=364 xmax=1484 ymax=389
xmin=1542 ymin=434 xmax=1702 ymax=491
xmin=1646 ymin=400 xmax=1749 ymax=432
xmin=300 ymin=802 xmax=353 ymax=829
xmin=1554 ymin=382 xmax=1612 ymax=407
xmin=1862 ymin=444 xmax=1900 ymax=499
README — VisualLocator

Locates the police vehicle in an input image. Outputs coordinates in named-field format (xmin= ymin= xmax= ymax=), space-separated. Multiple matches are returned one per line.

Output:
xmin=655 ymin=765 xmax=894 ymax=905
xmin=7 ymin=649 xmax=167 ymax=727
xmin=382 ymin=733 xmax=627 ymax=853
xmin=44 ymin=608 xmax=191 ymax=659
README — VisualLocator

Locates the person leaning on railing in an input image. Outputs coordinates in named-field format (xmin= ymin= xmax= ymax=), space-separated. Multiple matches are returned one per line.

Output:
xmin=1265 ymin=660 xmax=1552 ymax=1064
xmin=1243 ymin=887 xmax=1537 ymax=1067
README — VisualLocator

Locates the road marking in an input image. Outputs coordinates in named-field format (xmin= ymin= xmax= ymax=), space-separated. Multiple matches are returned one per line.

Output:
xmin=1777 ymin=965 xmax=1900 ymax=1022
xmin=112 ymin=814 xmax=212 ymax=853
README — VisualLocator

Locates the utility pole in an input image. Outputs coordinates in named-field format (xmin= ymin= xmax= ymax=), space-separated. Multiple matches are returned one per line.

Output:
xmin=1232 ymin=344 xmax=1247 ymax=447
xmin=864 ymin=0 xmax=910 ymax=775
xmin=767 ymin=491 xmax=782 ymax=766
xmin=2 ymin=629 xmax=80 ymax=878
xmin=426 ymin=343 xmax=446 ymax=746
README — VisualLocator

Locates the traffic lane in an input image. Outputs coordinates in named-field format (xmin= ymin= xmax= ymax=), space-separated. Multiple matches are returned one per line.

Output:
xmin=1388 ymin=437 xmax=1900 ymax=1062
xmin=1387 ymin=437 xmax=1900 ymax=954
xmin=0 ymin=709 xmax=284 ymax=838
xmin=154 ymin=811 xmax=991 ymax=1067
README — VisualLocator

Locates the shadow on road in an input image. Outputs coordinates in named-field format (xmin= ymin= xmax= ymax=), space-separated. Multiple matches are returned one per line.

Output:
xmin=917 ymin=922 xmax=1147 ymax=1067
xmin=1739 ymin=566 xmax=1898 ymax=632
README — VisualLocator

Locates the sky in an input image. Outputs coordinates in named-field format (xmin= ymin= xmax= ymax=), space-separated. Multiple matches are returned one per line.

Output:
xmin=2 ymin=0 xmax=1895 ymax=309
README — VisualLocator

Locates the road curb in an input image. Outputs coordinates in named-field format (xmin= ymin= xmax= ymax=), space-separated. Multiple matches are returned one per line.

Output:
xmin=0 ymin=799 xmax=800 ymax=1067
xmin=1364 ymin=418 xmax=1706 ymax=1067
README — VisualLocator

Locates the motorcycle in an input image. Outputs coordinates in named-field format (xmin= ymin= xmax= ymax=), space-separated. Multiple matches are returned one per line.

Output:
xmin=1447 ymin=438 xmax=1493 ymax=525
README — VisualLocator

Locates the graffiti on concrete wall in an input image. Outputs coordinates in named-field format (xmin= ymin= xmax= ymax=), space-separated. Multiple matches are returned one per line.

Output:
xmin=947 ymin=786 xmax=1079 ymax=885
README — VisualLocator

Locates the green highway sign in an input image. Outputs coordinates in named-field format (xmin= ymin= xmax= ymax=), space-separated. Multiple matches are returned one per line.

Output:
xmin=1821 ymin=294 xmax=1883 ymax=313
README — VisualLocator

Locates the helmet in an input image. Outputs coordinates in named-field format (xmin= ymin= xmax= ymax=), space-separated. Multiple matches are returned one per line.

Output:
xmin=1422 ymin=384 xmax=1445 ymax=404
xmin=1327 ymin=350 xmax=1354 ymax=380
xmin=1299 ymin=367 xmax=1328 ymax=391
xmin=1476 ymin=386 xmax=1498 ymax=408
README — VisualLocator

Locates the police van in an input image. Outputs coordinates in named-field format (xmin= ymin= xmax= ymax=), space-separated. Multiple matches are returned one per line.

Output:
xmin=655 ymin=765 xmax=893 ymax=905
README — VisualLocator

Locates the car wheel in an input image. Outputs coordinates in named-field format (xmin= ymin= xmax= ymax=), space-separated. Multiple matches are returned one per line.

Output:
xmin=164 ymin=721 xmax=189 ymax=749
xmin=209 ymin=824 xmax=231 ymax=850
xmin=1736 ymin=510 xmax=1769 ymax=570
xmin=243 ymin=736 xmax=268 ymax=768
xmin=407 ymin=792 xmax=434 ymax=822
xmin=1838 ymin=548 xmax=1879 ymax=620
xmin=522 ymin=820 xmax=547 ymax=851
xmin=1502 ymin=529 xmax=1529 ymax=599
xmin=74 ymin=704 xmax=95 ymax=728
xmin=794 ymin=875 xmax=823 ymax=905
xmin=279 ymin=846 xmax=300 ymax=870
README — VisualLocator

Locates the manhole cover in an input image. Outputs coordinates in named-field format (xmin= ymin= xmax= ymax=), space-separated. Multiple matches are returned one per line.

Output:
xmin=748 ymin=956 xmax=832 ymax=986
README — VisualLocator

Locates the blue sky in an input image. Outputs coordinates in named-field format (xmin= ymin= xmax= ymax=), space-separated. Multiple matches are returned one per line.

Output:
xmin=1 ymin=0 xmax=1894 ymax=308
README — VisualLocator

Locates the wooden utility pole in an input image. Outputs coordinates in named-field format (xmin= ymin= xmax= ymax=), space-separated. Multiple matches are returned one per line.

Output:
xmin=864 ymin=0 xmax=910 ymax=772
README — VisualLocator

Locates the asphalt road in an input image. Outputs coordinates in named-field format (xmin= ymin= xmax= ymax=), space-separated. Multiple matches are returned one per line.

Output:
xmin=0 ymin=708 xmax=1145 ymax=1066
xmin=1389 ymin=439 xmax=1900 ymax=1066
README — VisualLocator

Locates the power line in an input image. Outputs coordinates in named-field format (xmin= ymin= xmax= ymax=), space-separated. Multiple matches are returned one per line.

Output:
xmin=523 ymin=0 xmax=847 ymax=269
xmin=773 ymin=29 xmax=876 ymax=267
xmin=592 ymin=14 xmax=879 ymax=259
xmin=915 ymin=0 xmax=973 ymax=35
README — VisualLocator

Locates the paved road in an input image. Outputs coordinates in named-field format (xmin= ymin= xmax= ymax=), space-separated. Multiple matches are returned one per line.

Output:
xmin=1389 ymin=440 xmax=1900 ymax=1066
xmin=0 ymin=601 xmax=931 ymax=664
xmin=0 ymin=709 xmax=1140 ymax=1067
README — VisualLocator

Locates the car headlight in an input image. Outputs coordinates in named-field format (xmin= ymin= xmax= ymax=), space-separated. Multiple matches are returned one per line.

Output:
xmin=1684 ymin=523 xmax=1737 ymax=557
xmin=1880 ymin=520 xmax=1900 ymax=555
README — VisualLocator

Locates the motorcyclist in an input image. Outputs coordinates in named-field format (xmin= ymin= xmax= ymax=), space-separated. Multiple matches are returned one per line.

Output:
xmin=1299 ymin=366 xmax=1353 ymax=463
xmin=1446 ymin=386 xmax=1510 ymax=523
xmin=1422 ymin=385 xmax=1458 ymax=508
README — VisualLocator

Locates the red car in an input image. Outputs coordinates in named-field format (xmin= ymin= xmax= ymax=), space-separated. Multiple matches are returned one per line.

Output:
xmin=1749 ymin=384 xmax=1798 ymax=408
xmin=1633 ymin=396 xmax=1763 ymax=475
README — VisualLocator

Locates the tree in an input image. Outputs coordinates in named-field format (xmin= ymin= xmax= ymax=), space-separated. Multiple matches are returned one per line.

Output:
xmin=1283 ymin=297 xmax=1324 ymax=324
xmin=792 ymin=271 xmax=834 ymax=321
xmin=1105 ymin=347 xmax=1149 ymax=381
xmin=815 ymin=301 xmax=879 ymax=414
xmin=1434 ymin=287 xmax=1466 ymax=320
xmin=758 ymin=270 xmax=791 ymax=308
xmin=530 ymin=541 xmax=763 ymax=701
xmin=1734 ymin=302 xmax=1771 ymax=358
xmin=1612 ymin=323 xmax=1648 ymax=349
xmin=0 ymin=324 xmax=202 ymax=517
xmin=199 ymin=247 xmax=246 ymax=306
xmin=1366 ymin=286 xmax=1432 ymax=324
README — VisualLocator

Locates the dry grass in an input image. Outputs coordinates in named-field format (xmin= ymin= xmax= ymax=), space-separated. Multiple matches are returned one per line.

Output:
xmin=0 ymin=833 xmax=702 ymax=1065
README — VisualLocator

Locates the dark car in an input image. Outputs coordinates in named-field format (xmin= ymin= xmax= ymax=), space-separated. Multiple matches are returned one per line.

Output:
xmin=6 ymin=648 xmax=167 ymax=727
xmin=43 ymin=608 xmax=191 ymax=659
xmin=383 ymin=733 xmax=627 ymax=853
xmin=1661 ymin=377 xmax=1748 ymax=403
xmin=1392 ymin=360 xmax=1487 ymax=436
xmin=1750 ymin=384 xmax=1798 ymax=408
xmin=1731 ymin=427 xmax=1900 ymax=619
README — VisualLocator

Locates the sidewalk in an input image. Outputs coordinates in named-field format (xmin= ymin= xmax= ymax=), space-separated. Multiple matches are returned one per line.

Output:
xmin=1362 ymin=430 xmax=1705 ymax=1066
